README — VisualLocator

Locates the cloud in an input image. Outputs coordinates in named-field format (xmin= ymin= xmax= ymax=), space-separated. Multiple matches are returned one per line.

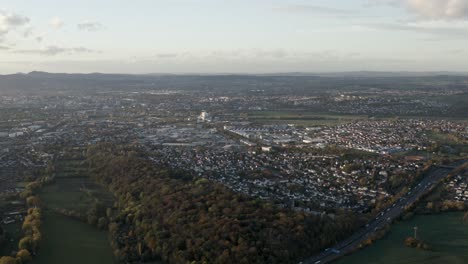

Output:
xmin=22 ymin=26 xmax=33 ymax=37
xmin=366 ymin=21 xmax=468 ymax=38
xmin=448 ymin=49 xmax=464 ymax=54
xmin=14 ymin=45 xmax=99 ymax=56
xmin=0 ymin=45 xmax=10 ymax=50
xmin=404 ymin=0 xmax=468 ymax=20
xmin=155 ymin=53 xmax=179 ymax=58
xmin=273 ymin=4 xmax=354 ymax=15
xmin=0 ymin=10 xmax=30 ymax=36
xmin=77 ymin=21 xmax=103 ymax=31
xmin=363 ymin=0 xmax=468 ymax=20
xmin=405 ymin=0 xmax=468 ymax=19
xmin=141 ymin=49 xmax=361 ymax=64
xmin=362 ymin=0 xmax=399 ymax=8
xmin=49 ymin=17 xmax=64 ymax=29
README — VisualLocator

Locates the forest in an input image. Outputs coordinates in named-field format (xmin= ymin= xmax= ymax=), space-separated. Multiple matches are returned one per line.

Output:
xmin=86 ymin=143 xmax=361 ymax=263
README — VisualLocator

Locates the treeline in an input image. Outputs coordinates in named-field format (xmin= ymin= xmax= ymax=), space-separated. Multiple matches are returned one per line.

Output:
xmin=0 ymin=166 xmax=54 ymax=264
xmin=19 ymin=176 xmax=55 ymax=200
xmin=18 ymin=208 xmax=42 ymax=259
xmin=52 ymin=202 xmax=109 ymax=231
xmin=424 ymin=200 xmax=465 ymax=213
xmin=87 ymin=144 xmax=360 ymax=264
xmin=0 ymin=201 xmax=42 ymax=264
xmin=404 ymin=237 xmax=431 ymax=250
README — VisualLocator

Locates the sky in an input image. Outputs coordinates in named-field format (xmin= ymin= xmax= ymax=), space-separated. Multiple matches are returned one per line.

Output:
xmin=1 ymin=0 xmax=468 ymax=74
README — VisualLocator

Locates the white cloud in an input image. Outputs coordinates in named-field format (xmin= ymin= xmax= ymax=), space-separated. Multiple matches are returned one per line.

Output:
xmin=155 ymin=53 xmax=178 ymax=58
xmin=49 ymin=17 xmax=64 ymax=29
xmin=142 ymin=49 xmax=361 ymax=64
xmin=365 ymin=21 xmax=468 ymax=38
xmin=22 ymin=26 xmax=34 ymax=37
xmin=77 ymin=21 xmax=103 ymax=31
xmin=405 ymin=0 xmax=468 ymax=20
xmin=14 ymin=45 xmax=99 ymax=56
xmin=0 ymin=10 xmax=30 ymax=36
xmin=273 ymin=4 xmax=354 ymax=15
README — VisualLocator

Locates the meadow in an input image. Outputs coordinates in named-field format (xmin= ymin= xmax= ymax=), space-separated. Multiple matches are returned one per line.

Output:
xmin=32 ymin=210 xmax=114 ymax=264
xmin=337 ymin=212 xmax=468 ymax=264
xmin=33 ymin=158 xmax=115 ymax=264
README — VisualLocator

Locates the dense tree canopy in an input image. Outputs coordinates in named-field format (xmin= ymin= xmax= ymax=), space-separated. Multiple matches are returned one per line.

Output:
xmin=87 ymin=144 xmax=360 ymax=263
xmin=0 ymin=256 xmax=16 ymax=264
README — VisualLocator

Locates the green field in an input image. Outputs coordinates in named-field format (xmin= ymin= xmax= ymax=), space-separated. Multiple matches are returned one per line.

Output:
xmin=34 ymin=158 xmax=115 ymax=264
xmin=41 ymin=159 xmax=114 ymax=212
xmin=338 ymin=212 xmax=468 ymax=264
xmin=40 ymin=177 xmax=113 ymax=212
xmin=32 ymin=210 xmax=114 ymax=264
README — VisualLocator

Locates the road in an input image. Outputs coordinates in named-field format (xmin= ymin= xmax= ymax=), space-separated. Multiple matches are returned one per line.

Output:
xmin=301 ymin=160 xmax=467 ymax=264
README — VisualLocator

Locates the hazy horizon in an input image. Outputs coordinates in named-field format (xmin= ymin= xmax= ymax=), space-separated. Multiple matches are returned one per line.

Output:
xmin=3 ymin=70 xmax=468 ymax=76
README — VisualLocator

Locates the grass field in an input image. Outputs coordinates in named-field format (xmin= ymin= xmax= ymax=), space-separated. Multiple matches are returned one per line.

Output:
xmin=41 ymin=159 xmax=114 ymax=212
xmin=41 ymin=178 xmax=101 ymax=211
xmin=54 ymin=159 xmax=90 ymax=179
xmin=32 ymin=210 xmax=114 ymax=264
xmin=34 ymin=158 xmax=115 ymax=264
xmin=337 ymin=212 xmax=468 ymax=264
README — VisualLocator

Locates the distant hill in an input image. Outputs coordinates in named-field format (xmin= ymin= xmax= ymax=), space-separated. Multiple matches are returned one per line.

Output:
xmin=1 ymin=71 xmax=467 ymax=96
xmin=255 ymin=71 xmax=468 ymax=78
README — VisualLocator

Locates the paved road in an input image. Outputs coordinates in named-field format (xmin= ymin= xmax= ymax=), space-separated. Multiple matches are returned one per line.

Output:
xmin=301 ymin=160 xmax=467 ymax=264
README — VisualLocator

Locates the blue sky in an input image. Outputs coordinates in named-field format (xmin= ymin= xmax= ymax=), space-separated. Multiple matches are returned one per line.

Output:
xmin=1 ymin=0 xmax=468 ymax=73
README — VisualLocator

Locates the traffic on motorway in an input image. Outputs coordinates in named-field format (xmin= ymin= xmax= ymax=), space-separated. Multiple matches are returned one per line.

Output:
xmin=301 ymin=161 xmax=467 ymax=264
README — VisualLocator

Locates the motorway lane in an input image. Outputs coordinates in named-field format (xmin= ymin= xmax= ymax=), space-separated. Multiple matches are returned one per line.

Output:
xmin=301 ymin=162 xmax=466 ymax=264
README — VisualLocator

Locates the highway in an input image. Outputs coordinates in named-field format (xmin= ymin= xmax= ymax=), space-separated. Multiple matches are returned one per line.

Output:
xmin=301 ymin=160 xmax=467 ymax=264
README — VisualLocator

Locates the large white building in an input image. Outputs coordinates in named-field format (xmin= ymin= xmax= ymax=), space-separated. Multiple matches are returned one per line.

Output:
xmin=198 ymin=111 xmax=211 ymax=122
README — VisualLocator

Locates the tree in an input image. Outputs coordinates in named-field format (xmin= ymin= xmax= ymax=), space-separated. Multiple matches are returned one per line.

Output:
xmin=87 ymin=215 xmax=98 ymax=226
xmin=97 ymin=217 xmax=108 ymax=230
xmin=0 ymin=257 xmax=16 ymax=264
xmin=19 ymin=236 xmax=34 ymax=251
xmin=17 ymin=249 xmax=33 ymax=263
xmin=404 ymin=237 xmax=418 ymax=247
xmin=84 ymin=144 xmax=361 ymax=264
xmin=26 ymin=196 xmax=41 ymax=208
